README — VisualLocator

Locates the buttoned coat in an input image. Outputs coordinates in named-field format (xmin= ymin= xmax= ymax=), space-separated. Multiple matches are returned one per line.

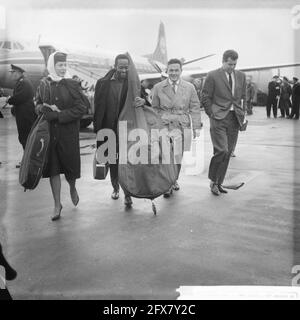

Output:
xmin=151 ymin=78 xmax=202 ymax=132
xmin=35 ymin=78 xmax=87 ymax=178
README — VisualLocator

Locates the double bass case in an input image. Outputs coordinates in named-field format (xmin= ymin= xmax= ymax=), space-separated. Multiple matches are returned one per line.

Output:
xmin=118 ymin=53 xmax=179 ymax=202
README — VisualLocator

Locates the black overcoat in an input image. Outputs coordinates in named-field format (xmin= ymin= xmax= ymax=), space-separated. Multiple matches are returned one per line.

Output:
xmin=35 ymin=78 xmax=87 ymax=179
xmin=7 ymin=76 xmax=37 ymax=149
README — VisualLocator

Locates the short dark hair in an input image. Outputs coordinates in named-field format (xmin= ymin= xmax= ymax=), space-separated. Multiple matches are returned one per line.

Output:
xmin=114 ymin=54 xmax=129 ymax=67
xmin=167 ymin=58 xmax=182 ymax=69
xmin=222 ymin=50 xmax=238 ymax=62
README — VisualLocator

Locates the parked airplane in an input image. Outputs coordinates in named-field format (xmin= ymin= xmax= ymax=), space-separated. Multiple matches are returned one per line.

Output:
xmin=0 ymin=22 xmax=214 ymax=90
xmin=0 ymin=21 xmax=299 ymax=127
xmin=0 ymin=22 xmax=216 ymax=127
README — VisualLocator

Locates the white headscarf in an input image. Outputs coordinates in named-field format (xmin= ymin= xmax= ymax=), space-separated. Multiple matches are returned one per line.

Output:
xmin=47 ymin=51 xmax=71 ymax=82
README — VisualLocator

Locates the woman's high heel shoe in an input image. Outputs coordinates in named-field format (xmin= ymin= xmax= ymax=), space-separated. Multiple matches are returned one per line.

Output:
xmin=51 ymin=204 xmax=63 ymax=221
xmin=70 ymin=189 xmax=79 ymax=206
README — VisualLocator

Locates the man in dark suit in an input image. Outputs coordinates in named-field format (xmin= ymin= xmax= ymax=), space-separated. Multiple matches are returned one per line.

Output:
xmin=290 ymin=77 xmax=300 ymax=119
xmin=201 ymin=50 xmax=246 ymax=195
xmin=279 ymin=76 xmax=292 ymax=118
xmin=266 ymin=75 xmax=281 ymax=118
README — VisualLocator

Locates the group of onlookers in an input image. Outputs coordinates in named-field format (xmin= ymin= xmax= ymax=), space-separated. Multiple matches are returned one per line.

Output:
xmin=267 ymin=75 xmax=300 ymax=119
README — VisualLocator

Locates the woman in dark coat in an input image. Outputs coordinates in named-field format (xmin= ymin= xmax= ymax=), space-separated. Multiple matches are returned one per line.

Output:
xmin=35 ymin=51 xmax=86 ymax=221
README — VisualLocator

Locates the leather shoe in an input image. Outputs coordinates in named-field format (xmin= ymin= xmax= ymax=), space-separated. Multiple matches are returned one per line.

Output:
xmin=5 ymin=266 xmax=17 ymax=281
xmin=70 ymin=188 xmax=79 ymax=206
xmin=172 ymin=181 xmax=180 ymax=191
xmin=218 ymin=184 xmax=228 ymax=194
xmin=51 ymin=204 xmax=63 ymax=221
xmin=163 ymin=188 xmax=173 ymax=198
xmin=210 ymin=182 xmax=220 ymax=196
xmin=124 ymin=195 xmax=133 ymax=207
xmin=111 ymin=190 xmax=119 ymax=200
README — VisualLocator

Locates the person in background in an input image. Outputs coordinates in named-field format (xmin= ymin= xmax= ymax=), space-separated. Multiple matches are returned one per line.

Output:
xmin=279 ymin=76 xmax=292 ymax=118
xmin=6 ymin=65 xmax=37 ymax=167
xmin=246 ymin=75 xmax=255 ymax=115
xmin=266 ymin=75 xmax=281 ymax=118
xmin=35 ymin=52 xmax=87 ymax=221
xmin=192 ymin=78 xmax=202 ymax=102
xmin=290 ymin=77 xmax=300 ymax=120
xmin=140 ymin=79 xmax=152 ymax=106
xmin=0 ymin=87 xmax=4 ymax=118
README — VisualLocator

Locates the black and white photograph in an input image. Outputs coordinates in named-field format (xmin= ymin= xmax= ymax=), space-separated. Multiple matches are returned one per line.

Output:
xmin=0 ymin=0 xmax=300 ymax=303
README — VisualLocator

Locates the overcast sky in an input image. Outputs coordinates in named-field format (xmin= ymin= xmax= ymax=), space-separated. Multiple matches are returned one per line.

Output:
xmin=0 ymin=3 xmax=298 ymax=73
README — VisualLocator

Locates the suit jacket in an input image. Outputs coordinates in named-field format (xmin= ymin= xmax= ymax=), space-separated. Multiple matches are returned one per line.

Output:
xmin=201 ymin=68 xmax=246 ymax=126
xmin=151 ymin=78 xmax=201 ymax=131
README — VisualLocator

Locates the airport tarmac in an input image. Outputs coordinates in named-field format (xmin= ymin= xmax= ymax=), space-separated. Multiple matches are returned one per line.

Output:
xmin=0 ymin=107 xmax=299 ymax=299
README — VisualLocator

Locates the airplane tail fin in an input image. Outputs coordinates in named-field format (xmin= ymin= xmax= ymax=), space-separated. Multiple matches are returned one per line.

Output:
xmin=144 ymin=21 xmax=168 ymax=66
xmin=39 ymin=45 xmax=56 ymax=66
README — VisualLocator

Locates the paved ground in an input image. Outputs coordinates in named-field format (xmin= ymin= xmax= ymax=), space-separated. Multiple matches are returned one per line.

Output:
xmin=0 ymin=107 xmax=299 ymax=299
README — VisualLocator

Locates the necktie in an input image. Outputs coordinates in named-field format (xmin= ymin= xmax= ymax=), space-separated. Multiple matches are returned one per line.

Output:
xmin=172 ymin=81 xmax=176 ymax=93
xmin=228 ymin=73 xmax=233 ymax=91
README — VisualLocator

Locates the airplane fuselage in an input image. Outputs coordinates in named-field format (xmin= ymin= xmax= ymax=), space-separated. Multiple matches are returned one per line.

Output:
xmin=0 ymin=48 xmax=158 ymax=91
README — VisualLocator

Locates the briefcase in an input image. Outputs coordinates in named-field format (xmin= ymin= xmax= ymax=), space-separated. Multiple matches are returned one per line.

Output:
xmin=93 ymin=152 xmax=109 ymax=180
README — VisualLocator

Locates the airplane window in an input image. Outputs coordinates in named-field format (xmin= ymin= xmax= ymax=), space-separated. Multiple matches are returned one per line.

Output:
xmin=13 ymin=43 xmax=19 ymax=50
xmin=16 ymin=42 xmax=24 ymax=50
xmin=0 ymin=42 xmax=3 ymax=48
xmin=3 ymin=41 xmax=12 ymax=49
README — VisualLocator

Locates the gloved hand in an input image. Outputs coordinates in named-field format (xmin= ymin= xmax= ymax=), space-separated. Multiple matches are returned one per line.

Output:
xmin=41 ymin=105 xmax=53 ymax=113
xmin=43 ymin=111 xmax=58 ymax=121
xmin=134 ymin=97 xmax=145 ymax=108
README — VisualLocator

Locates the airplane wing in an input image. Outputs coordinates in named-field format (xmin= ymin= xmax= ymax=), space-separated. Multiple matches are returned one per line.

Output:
xmin=139 ymin=62 xmax=300 ymax=82
xmin=238 ymin=62 xmax=300 ymax=72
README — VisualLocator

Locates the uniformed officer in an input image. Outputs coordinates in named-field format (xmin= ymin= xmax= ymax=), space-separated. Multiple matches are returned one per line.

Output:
xmin=246 ymin=75 xmax=255 ymax=115
xmin=266 ymin=75 xmax=281 ymax=118
xmin=6 ymin=64 xmax=37 ymax=166
xmin=290 ymin=77 xmax=300 ymax=120
xmin=279 ymin=76 xmax=292 ymax=118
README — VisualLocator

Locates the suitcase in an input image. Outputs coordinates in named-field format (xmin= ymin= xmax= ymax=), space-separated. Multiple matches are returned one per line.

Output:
xmin=19 ymin=115 xmax=50 ymax=190
xmin=93 ymin=149 xmax=109 ymax=180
